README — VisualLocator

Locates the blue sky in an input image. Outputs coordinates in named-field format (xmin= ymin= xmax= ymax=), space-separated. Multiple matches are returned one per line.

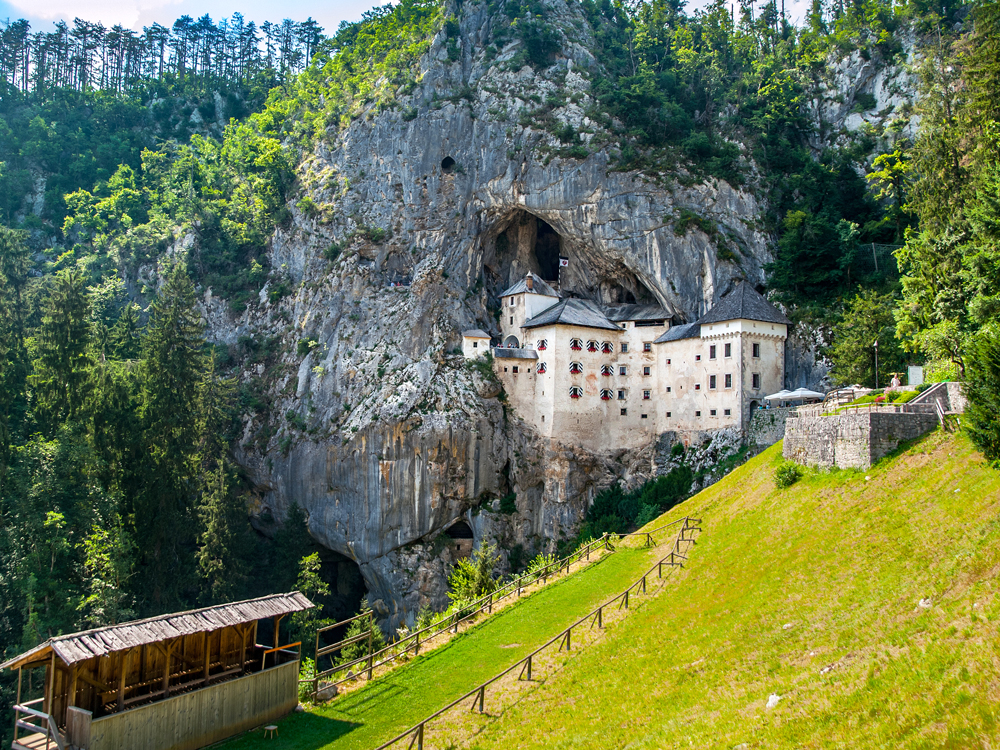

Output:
xmin=0 ymin=0 xmax=812 ymax=38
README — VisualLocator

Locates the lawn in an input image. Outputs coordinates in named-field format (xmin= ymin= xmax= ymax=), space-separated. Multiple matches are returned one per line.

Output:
xmin=466 ymin=430 xmax=1000 ymax=748
xmin=219 ymin=537 xmax=670 ymax=750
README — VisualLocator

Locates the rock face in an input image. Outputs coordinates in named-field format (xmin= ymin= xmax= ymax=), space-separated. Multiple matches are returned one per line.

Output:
xmin=195 ymin=0 xmax=910 ymax=629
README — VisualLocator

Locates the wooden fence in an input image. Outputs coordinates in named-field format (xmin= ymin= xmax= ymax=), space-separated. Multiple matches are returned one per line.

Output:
xmin=307 ymin=532 xmax=620 ymax=699
xmin=372 ymin=516 xmax=702 ymax=750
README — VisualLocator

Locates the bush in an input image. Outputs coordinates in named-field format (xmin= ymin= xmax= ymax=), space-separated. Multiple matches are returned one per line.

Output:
xmin=298 ymin=658 xmax=317 ymax=702
xmin=525 ymin=551 xmax=558 ymax=576
xmin=774 ymin=461 xmax=803 ymax=488
xmin=448 ymin=542 xmax=500 ymax=603
xmin=338 ymin=601 xmax=386 ymax=667
xmin=635 ymin=504 xmax=661 ymax=528
xmin=497 ymin=492 xmax=517 ymax=514
xmin=965 ymin=324 xmax=1000 ymax=464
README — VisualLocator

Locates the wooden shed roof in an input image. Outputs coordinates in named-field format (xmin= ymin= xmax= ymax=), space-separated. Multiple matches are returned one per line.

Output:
xmin=1 ymin=591 xmax=313 ymax=670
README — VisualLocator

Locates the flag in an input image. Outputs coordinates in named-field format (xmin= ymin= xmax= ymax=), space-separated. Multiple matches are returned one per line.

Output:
xmin=559 ymin=257 xmax=569 ymax=267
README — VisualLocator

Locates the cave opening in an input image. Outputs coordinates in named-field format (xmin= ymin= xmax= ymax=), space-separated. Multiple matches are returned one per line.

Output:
xmin=441 ymin=156 xmax=456 ymax=172
xmin=533 ymin=219 xmax=561 ymax=281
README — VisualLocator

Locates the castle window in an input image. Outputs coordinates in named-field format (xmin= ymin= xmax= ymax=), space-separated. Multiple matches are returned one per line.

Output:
xmin=709 ymin=375 xmax=717 ymax=389
xmin=724 ymin=408 xmax=731 ymax=416
xmin=725 ymin=343 xmax=732 ymax=358
xmin=725 ymin=373 xmax=732 ymax=388
xmin=666 ymin=386 xmax=672 ymax=393
xmin=695 ymin=410 xmax=701 ymax=417
xmin=537 ymin=339 xmax=547 ymax=351
xmin=473 ymin=341 xmax=478 ymax=348
xmin=710 ymin=345 xmax=717 ymax=359
xmin=621 ymin=343 xmax=629 ymax=353
xmin=600 ymin=389 xmax=614 ymax=401
xmin=641 ymin=414 xmax=648 ymax=419
xmin=752 ymin=373 xmax=761 ymax=389
xmin=602 ymin=341 xmax=614 ymax=353
xmin=513 ymin=366 xmax=519 ymax=374
xmin=618 ymin=366 xmax=627 ymax=376
xmin=570 ymin=338 xmax=583 ymax=351
xmin=643 ymin=366 xmax=651 ymax=376
xmin=509 ymin=297 xmax=515 ymax=307
xmin=537 ymin=362 xmax=547 ymax=374
xmin=569 ymin=362 xmax=583 ymax=374
xmin=710 ymin=409 xmax=717 ymax=416
xmin=752 ymin=342 xmax=760 ymax=358
xmin=695 ymin=354 xmax=701 ymax=361
xmin=620 ymin=408 xmax=627 ymax=416
xmin=643 ymin=342 xmax=652 ymax=352
xmin=569 ymin=386 xmax=583 ymax=399
xmin=617 ymin=390 xmax=626 ymax=400
xmin=510 ymin=317 xmax=513 ymax=325
xmin=601 ymin=364 xmax=614 ymax=376
xmin=642 ymin=390 xmax=651 ymax=400
xmin=695 ymin=383 xmax=701 ymax=391
xmin=587 ymin=340 xmax=599 ymax=352
xmin=666 ymin=358 xmax=671 ymax=365
xmin=666 ymin=411 xmax=671 ymax=417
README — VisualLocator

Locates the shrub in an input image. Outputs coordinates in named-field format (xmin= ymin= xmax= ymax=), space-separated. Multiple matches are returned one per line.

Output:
xmin=498 ymin=492 xmax=517 ymax=514
xmin=774 ymin=461 xmax=803 ymax=488
xmin=298 ymin=658 xmax=317 ymax=702
xmin=965 ymin=324 xmax=1000 ymax=464
xmin=338 ymin=601 xmax=385 ymax=667
xmin=448 ymin=542 xmax=500 ymax=603
xmin=635 ymin=504 xmax=661 ymax=528
xmin=525 ymin=551 xmax=558 ymax=576
xmin=297 ymin=338 xmax=318 ymax=356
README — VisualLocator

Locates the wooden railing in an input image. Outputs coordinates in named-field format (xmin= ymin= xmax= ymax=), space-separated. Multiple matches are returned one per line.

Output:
xmin=307 ymin=533 xmax=613 ymax=699
xmin=371 ymin=517 xmax=702 ymax=750
xmin=13 ymin=699 xmax=65 ymax=750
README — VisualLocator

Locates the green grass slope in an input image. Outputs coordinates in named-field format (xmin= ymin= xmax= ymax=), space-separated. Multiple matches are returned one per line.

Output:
xmin=470 ymin=431 xmax=1000 ymax=749
xmin=221 ymin=541 xmax=670 ymax=750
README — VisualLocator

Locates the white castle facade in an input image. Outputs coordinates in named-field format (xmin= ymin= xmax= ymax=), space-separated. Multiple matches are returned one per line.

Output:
xmin=463 ymin=273 xmax=789 ymax=451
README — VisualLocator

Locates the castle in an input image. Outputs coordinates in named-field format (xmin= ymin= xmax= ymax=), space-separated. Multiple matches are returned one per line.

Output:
xmin=463 ymin=274 xmax=789 ymax=450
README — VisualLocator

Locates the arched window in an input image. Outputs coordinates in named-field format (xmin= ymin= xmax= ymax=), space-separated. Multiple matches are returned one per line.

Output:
xmin=536 ymin=362 xmax=547 ymax=374
xmin=587 ymin=340 xmax=599 ymax=352
xmin=601 ymin=364 xmax=614 ymax=376
xmin=570 ymin=338 xmax=583 ymax=351
xmin=536 ymin=339 xmax=548 ymax=351
xmin=600 ymin=389 xmax=614 ymax=401
xmin=601 ymin=341 xmax=614 ymax=353
xmin=569 ymin=361 xmax=583 ymax=374
xmin=504 ymin=335 xmax=520 ymax=348
xmin=569 ymin=386 xmax=583 ymax=399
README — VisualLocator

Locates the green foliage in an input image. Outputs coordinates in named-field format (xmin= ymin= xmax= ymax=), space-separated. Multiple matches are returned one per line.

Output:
xmin=291 ymin=553 xmax=335 ymax=646
xmin=964 ymin=324 xmax=1000 ymax=464
xmin=338 ymin=600 xmax=386 ymax=667
xmin=639 ymin=466 xmax=694 ymax=512
xmin=196 ymin=461 xmax=255 ymax=605
xmin=774 ymin=460 xmax=803 ymax=488
xmin=497 ymin=492 xmax=518 ymax=514
xmin=448 ymin=542 xmax=500 ymax=603
xmin=829 ymin=289 xmax=906 ymax=387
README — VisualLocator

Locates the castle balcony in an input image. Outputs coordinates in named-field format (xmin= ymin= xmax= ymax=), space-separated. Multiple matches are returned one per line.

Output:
xmin=493 ymin=347 xmax=538 ymax=361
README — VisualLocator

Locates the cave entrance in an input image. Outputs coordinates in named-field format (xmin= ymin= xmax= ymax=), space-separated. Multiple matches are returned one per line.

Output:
xmin=533 ymin=219 xmax=561 ymax=282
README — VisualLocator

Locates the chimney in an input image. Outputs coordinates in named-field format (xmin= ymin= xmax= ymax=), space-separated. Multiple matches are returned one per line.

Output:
xmin=526 ymin=273 xmax=534 ymax=291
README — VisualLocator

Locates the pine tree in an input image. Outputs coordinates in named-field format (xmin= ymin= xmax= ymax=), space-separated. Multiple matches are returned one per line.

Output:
xmin=0 ymin=226 xmax=30 ymax=478
xmin=110 ymin=302 xmax=141 ymax=359
xmin=196 ymin=460 xmax=253 ymax=604
xmin=133 ymin=263 xmax=208 ymax=610
xmin=29 ymin=268 xmax=93 ymax=433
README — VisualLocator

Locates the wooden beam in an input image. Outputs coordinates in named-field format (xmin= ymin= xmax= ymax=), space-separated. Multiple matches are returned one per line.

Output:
xmin=43 ymin=653 xmax=55 ymax=714
xmin=76 ymin=670 xmax=113 ymax=694
xmin=162 ymin=641 xmax=175 ymax=698
xmin=68 ymin=664 xmax=78 ymax=710
xmin=202 ymin=631 xmax=211 ymax=685
xmin=117 ymin=651 xmax=128 ymax=712
xmin=239 ymin=625 xmax=248 ymax=675
xmin=273 ymin=615 xmax=285 ymax=649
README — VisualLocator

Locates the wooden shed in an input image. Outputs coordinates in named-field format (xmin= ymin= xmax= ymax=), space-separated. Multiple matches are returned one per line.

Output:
xmin=3 ymin=591 xmax=313 ymax=750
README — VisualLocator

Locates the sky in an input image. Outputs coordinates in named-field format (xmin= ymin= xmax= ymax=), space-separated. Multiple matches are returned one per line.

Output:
xmin=0 ymin=0 xmax=814 ymax=38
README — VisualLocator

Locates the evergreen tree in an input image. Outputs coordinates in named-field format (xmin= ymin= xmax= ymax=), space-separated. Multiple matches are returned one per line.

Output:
xmin=0 ymin=227 xmax=30 ymax=477
xmin=29 ymin=269 xmax=93 ymax=432
xmin=269 ymin=503 xmax=317 ymax=593
xmin=133 ymin=263 xmax=208 ymax=610
xmin=965 ymin=324 xmax=1000 ymax=464
xmin=830 ymin=290 xmax=906 ymax=387
xmin=110 ymin=302 xmax=141 ymax=359
xmin=196 ymin=460 xmax=253 ymax=604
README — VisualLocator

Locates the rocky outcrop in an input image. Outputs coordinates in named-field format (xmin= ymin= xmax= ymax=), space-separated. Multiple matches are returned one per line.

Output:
xmin=189 ymin=0 xmax=913 ymax=629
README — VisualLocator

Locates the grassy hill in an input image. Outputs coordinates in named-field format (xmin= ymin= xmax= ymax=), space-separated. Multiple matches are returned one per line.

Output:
xmin=226 ymin=429 xmax=1000 ymax=748
xmin=468 ymin=430 xmax=1000 ymax=748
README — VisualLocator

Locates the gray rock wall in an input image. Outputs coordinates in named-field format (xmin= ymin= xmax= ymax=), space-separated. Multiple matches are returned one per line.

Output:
xmin=783 ymin=411 xmax=938 ymax=470
xmin=747 ymin=407 xmax=793 ymax=451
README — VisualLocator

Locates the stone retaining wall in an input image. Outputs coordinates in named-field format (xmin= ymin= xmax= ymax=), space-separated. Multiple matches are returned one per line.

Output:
xmin=783 ymin=410 xmax=939 ymax=470
xmin=747 ymin=407 xmax=793 ymax=450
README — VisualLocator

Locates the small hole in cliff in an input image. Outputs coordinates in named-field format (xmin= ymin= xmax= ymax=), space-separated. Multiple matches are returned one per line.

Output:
xmin=441 ymin=156 xmax=456 ymax=172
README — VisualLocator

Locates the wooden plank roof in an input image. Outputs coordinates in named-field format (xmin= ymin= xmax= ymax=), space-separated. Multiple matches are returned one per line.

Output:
xmin=1 ymin=592 xmax=313 ymax=670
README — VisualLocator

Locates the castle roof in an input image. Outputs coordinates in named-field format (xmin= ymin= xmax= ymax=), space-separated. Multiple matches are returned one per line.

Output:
xmin=604 ymin=304 xmax=669 ymax=322
xmin=493 ymin=348 xmax=538 ymax=359
xmin=697 ymin=282 xmax=791 ymax=326
xmin=654 ymin=322 xmax=700 ymax=343
xmin=522 ymin=298 xmax=621 ymax=331
xmin=498 ymin=272 xmax=559 ymax=299
xmin=462 ymin=329 xmax=491 ymax=338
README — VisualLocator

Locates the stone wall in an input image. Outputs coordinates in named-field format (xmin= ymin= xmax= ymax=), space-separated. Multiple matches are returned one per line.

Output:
xmin=783 ymin=410 xmax=939 ymax=470
xmin=747 ymin=407 xmax=793 ymax=450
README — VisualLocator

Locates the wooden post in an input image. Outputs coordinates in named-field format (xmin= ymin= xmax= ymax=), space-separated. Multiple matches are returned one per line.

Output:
xmin=44 ymin=653 xmax=55 ymax=715
xmin=117 ymin=651 xmax=128 ymax=712
xmin=415 ymin=630 xmax=420 ymax=655
xmin=313 ymin=629 xmax=320 ymax=699
xmin=624 ymin=590 xmax=629 ymax=609
xmin=477 ymin=686 xmax=485 ymax=713
xmin=163 ymin=642 xmax=173 ymax=697
xmin=203 ymin=632 xmax=211 ymax=685
xmin=239 ymin=625 xmax=248 ymax=674
xmin=526 ymin=654 xmax=532 ymax=680
xmin=642 ymin=575 xmax=647 ymax=594
xmin=273 ymin=614 xmax=285 ymax=649
xmin=417 ymin=723 xmax=424 ymax=750
xmin=598 ymin=606 xmax=603 ymax=628
xmin=565 ymin=627 xmax=571 ymax=650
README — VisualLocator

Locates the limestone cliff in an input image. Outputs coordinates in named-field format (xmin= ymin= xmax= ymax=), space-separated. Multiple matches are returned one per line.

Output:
xmin=191 ymin=0 xmax=918 ymax=628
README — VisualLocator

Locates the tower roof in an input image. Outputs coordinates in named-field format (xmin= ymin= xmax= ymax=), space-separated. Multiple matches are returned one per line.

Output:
xmin=498 ymin=272 xmax=559 ymax=299
xmin=697 ymin=282 xmax=791 ymax=326
xmin=522 ymin=298 xmax=621 ymax=331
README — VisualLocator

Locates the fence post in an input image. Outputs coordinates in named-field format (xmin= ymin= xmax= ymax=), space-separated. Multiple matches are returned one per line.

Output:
xmin=566 ymin=627 xmax=571 ymax=650
xmin=415 ymin=630 xmax=420 ymax=655
xmin=417 ymin=723 xmax=424 ymax=750
xmin=526 ymin=654 xmax=532 ymax=680
xmin=658 ymin=561 xmax=662 ymax=578
xmin=642 ymin=575 xmax=646 ymax=594
xmin=313 ymin=630 xmax=320 ymax=700
xmin=478 ymin=685 xmax=485 ymax=713
xmin=624 ymin=590 xmax=629 ymax=609
xmin=646 ymin=532 xmax=652 ymax=548
xmin=367 ymin=629 xmax=374 ymax=680
xmin=598 ymin=606 xmax=603 ymax=628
